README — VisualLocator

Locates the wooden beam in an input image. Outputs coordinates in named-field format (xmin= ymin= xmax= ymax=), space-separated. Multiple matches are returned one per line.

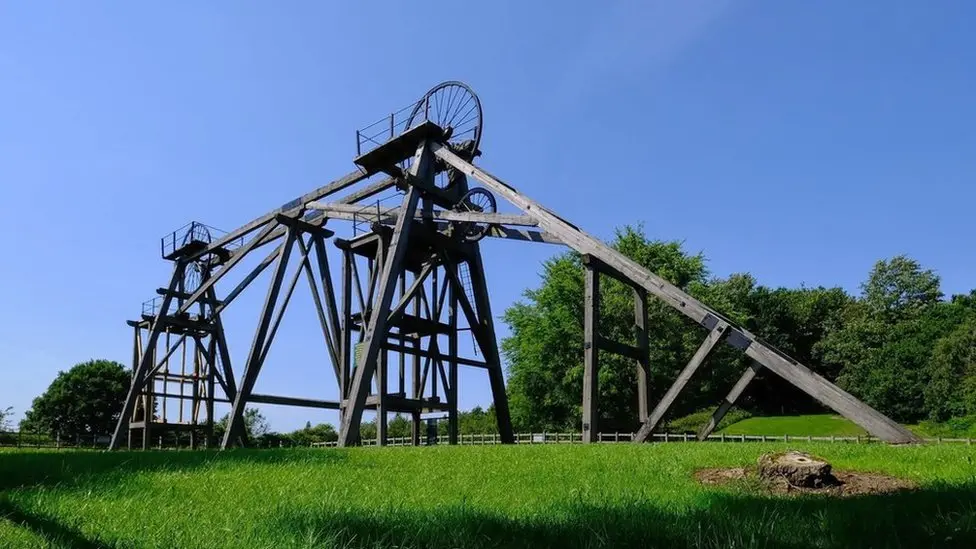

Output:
xmin=177 ymin=222 xmax=279 ymax=315
xmin=188 ymin=169 xmax=369 ymax=262
xmin=698 ymin=361 xmax=763 ymax=440
xmin=635 ymin=321 xmax=728 ymax=442
xmin=233 ymin=177 xmax=398 ymax=262
xmin=596 ymin=335 xmax=643 ymax=361
xmin=248 ymin=394 xmax=342 ymax=409
xmin=337 ymin=142 xmax=430 ymax=447
xmin=482 ymin=225 xmax=563 ymax=244
xmin=634 ymin=287 xmax=651 ymax=423
xmin=110 ymin=261 xmax=184 ymax=449
xmin=298 ymin=236 xmax=340 ymax=381
xmin=387 ymin=262 xmax=434 ymax=326
xmin=434 ymin=144 xmax=920 ymax=445
xmin=156 ymin=288 xmax=221 ymax=305
xmin=582 ymin=265 xmax=600 ymax=443
xmin=306 ymin=202 xmax=539 ymax=227
xmin=221 ymin=227 xmax=298 ymax=448
xmin=744 ymin=343 xmax=921 ymax=443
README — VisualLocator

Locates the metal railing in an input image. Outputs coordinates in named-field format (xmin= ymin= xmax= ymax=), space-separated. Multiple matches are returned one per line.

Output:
xmin=160 ymin=221 xmax=244 ymax=259
xmin=355 ymin=98 xmax=429 ymax=157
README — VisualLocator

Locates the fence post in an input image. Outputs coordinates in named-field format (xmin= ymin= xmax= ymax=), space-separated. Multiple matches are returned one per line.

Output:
xmin=664 ymin=432 xmax=669 ymax=443
xmin=761 ymin=435 xmax=766 ymax=443
xmin=684 ymin=433 xmax=689 ymax=442
xmin=720 ymin=433 xmax=725 ymax=443
xmin=614 ymin=432 xmax=619 ymax=443
xmin=740 ymin=434 xmax=745 ymax=443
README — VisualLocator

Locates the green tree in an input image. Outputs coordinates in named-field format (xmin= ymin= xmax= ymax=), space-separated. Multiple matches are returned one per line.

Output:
xmin=0 ymin=406 xmax=13 ymax=431
xmin=214 ymin=407 xmax=271 ymax=441
xmin=502 ymin=225 xmax=708 ymax=432
xmin=924 ymin=319 xmax=976 ymax=421
xmin=819 ymin=256 xmax=965 ymax=422
xmin=287 ymin=422 xmax=338 ymax=446
xmin=21 ymin=359 xmax=130 ymax=438
xmin=861 ymin=255 xmax=942 ymax=319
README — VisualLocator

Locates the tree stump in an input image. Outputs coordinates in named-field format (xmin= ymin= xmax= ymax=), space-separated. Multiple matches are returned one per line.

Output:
xmin=758 ymin=451 xmax=837 ymax=488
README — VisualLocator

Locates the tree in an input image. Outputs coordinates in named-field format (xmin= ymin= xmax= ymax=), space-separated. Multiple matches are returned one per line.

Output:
xmin=0 ymin=406 xmax=13 ymax=431
xmin=21 ymin=359 xmax=130 ymax=438
xmin=861 ymin=255 xmax=942 ymax=320
xmin=502 ymin=225 xmax=708 ymax=432
xmin=286 ymin=422 xmax=338 ymax=446
xmin=214 ymin=408 xmax=271 ymax=441
xmin=818 ymin=255 xmax=968 ymax=422
xmin=924 ymin=319 xmax=976 ymax=421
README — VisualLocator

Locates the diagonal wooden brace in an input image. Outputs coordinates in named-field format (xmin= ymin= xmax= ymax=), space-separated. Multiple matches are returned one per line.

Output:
xmin=634 ymin=321 xmax=728 ymax=442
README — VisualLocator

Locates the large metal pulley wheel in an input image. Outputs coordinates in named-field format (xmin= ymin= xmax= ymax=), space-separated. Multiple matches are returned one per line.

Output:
xmin=403 ymin=81 xmax=483 ymax=189
xmin=453 ymin=187 xmax=496 ymax=242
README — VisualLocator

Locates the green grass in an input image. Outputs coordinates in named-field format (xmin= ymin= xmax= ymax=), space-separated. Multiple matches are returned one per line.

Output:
xmin=717 ymin=414 xmax=869 ymax=437
xmin=1 ymin=444 xmax=975 ymax=548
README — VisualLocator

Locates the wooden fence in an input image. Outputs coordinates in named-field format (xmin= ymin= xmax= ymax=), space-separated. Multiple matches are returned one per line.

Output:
xmin=312 ymin=431 xmax=976 ymax=447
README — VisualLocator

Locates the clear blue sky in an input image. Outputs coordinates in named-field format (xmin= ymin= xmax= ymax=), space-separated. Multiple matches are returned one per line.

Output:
xmin=1 ymin=1 xmax=973 ymax=432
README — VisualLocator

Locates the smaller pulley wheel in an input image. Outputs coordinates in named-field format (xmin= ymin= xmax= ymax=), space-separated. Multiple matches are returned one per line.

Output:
xmin=182 ymin=262 xmax=206 ymax=294
xmin=454 ymin=187 xmax=496 ymax=242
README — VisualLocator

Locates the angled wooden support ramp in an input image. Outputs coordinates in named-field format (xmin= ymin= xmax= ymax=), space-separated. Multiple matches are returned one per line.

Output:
xmin=698 ymin=361 xmax=764 ymax=440
xmin=432 ymin=142 xmax=921 ymax=444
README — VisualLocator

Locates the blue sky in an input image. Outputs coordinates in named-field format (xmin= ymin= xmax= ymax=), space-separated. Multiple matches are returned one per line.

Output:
xmin=1 ymin=1 xmax=973 ymax=433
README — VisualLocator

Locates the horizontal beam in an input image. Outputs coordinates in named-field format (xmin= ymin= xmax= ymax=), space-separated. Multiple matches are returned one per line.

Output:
xmin=596 ymin=335 xmax=643 ymax=361
xmin=208 ymin=177 xmax=398 ymax=268
xmin=189 ymin=169 xmax=369 ymax=262
xmin=382 ymin=341 xmax=489 ymax=369
xmin=248 ymin=394 xmax=342 ymax=410
xmin=306 ymin=202 xmax=539 ymax=227
xmin=481 ymin=224 xmax=563 ymax=244
xmin=364 ymin=394 xmax=452 ymax=413
xmin=156 ymin=288 xmax=222 ymax=305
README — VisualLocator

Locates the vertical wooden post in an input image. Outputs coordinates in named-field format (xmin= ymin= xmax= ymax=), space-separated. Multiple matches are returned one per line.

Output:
xmin=411 ymin=279 xmax=422 ymax=446
xmin=447 ymin=261 xmax=459 ymax=445
xmin=340 ymin=249 xmax=353 ymax=428
xmin=582 ymin=265 xmax=600 ymax=443
xmin=464 ymin=246 xmax=515 ymax=443
xmin=633 ymin=287 xmax=650 ymax=423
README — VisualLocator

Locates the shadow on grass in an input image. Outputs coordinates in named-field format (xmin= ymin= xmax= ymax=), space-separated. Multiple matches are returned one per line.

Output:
xmin=273 ymin=484 xmax=976 ymax=549
xmin=0 ymin=448 xmax=348 ymax=492
xmin=0 ymin=499 xmax=114 ymax=549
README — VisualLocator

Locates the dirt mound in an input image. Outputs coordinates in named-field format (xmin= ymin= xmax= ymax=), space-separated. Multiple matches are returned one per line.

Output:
xmin=695 ymin=460 xmax=917 ymax=498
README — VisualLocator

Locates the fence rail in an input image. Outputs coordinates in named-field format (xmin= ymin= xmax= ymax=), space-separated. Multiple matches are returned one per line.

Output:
xmin=0 ymin=430 xmax=111 ymax=450
xmin=5 ymin=429 xmax=971 ymax=451
xmin=311 ymin=432 xmax=976 ymax=447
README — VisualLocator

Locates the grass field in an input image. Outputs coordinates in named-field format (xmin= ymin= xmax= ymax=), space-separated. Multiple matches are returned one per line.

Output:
xmin=665 ymin=412 xmax=976 ymax=439
xmin=718 ymin=415 xmax=869 ymax=437
xmin=1 ymin=444 xmax=975 ymax=548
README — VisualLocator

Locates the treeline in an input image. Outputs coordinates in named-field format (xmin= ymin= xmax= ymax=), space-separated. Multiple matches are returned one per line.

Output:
xmin=501 ymin=225 xmax=976 ymax=433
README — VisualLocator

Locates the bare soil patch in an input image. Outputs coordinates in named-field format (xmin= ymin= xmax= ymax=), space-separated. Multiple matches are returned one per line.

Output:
xmin=695 ymin=452 xmax=917 ymax=498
